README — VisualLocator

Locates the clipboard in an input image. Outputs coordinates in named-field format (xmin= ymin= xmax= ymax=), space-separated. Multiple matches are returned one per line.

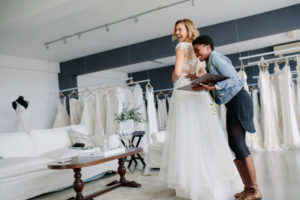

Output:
xmin=177 ymin=73 xmax=229 ymax=92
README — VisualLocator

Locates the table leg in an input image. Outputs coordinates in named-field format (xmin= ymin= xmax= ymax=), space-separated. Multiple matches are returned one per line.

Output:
xmin=106 ymin=157 xmax=141 ymax=188
xmin=73 ymin=168 xmax=84 ymax=200
xmin=118 ymin=158 xmax=141 ymax=187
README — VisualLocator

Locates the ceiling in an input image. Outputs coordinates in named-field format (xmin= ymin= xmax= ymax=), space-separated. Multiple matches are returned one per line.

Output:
xmin=0 ymin=0 xmax=300 ymax=64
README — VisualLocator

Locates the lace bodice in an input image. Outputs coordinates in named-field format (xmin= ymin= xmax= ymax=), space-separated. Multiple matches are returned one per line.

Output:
xmin=175 ymin=42 xmax=202 ymax=74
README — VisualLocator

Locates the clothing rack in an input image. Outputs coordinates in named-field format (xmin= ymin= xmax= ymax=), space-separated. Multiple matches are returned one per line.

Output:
xmin=252 ymin=70 xmax=298 ymax=79
xmin=133 ymin=79 xmax=150 ymax=84
xmin=153 ymin=88 xmax=173 ymax=93
xmin=248 ymin=76 xmax=298 ymax=87
xmin=52 ymin=77 xmax=133 ymax=94
xmin=239 ymin=46 xmax=300 ymax=61
xmin=235 ymin=54 xmax=300 ymax=69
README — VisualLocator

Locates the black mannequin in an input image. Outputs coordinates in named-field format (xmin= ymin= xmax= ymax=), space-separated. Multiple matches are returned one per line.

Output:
xmin=12 ymin=96 xmax=29 ymax=110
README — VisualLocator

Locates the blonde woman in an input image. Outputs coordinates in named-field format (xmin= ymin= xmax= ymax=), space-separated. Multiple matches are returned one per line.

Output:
xmin=159 ymin=19 xmax=243 ymax=200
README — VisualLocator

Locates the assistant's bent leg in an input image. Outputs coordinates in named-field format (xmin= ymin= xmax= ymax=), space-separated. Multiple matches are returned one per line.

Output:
xmin=227 ymin=123 xmax=250 ymax=160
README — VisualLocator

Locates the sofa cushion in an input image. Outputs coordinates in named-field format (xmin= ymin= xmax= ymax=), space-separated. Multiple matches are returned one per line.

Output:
xmin=0 ymin=157 xmax=53 ymax=179
xmin=0 ymin=132 xmax=35 ymax=158
xmin=151 ymin=131 xmax=166 ymax=144
xmin=69 ymin=129 xmax=95 ymax=147
xmin=29 ymin=128 xmax=72 ymax=156
xmin=70 ymin=124 xmax=89 ymax=135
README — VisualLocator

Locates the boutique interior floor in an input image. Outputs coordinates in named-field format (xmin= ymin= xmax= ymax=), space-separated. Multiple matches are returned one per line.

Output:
xmin=31 ymin=149 xmax=300 ymax=200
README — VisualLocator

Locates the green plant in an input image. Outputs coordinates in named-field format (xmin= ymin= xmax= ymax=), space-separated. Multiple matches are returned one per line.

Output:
xmin=114 ymin=104 xmax=145 ymax=123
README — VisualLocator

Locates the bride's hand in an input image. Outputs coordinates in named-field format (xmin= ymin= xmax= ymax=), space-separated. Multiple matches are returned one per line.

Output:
xmin=185 ymin=73 xmax=197 ymax=81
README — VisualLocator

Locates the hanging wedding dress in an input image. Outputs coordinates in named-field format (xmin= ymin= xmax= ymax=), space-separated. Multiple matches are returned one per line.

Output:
xmin=272 ymin=63 xmax=284 ymax=140
xmin=146 ymin=86 xmax=158 ymax=144
xmin=296 ymin=57 xmax=300 ymax=111
xmin=93 ymin=92 xmax=106 ymax=147
xmin=105 ymin=88 xmax=119 ymax=139
xmin=258 ymin=65 xmax=282 ymax=151
xmin=156 ymin=95 xmax=168 ymax=130
xmin=80 ymin=95 xmax=95 ymax=135
xmin=69 ymin=98 xmax=81 ymax=125
xmin=127 ymin=84 xmax=149 ymax=153
xmin=274 ymin=63 xmax=300 ymax=149
xmin=239 ymin=70 xmax=264 ymax=151
xmin=52 ymin=97 xmax=70 ymax=128
xmin=13 ymin=102 xmax=32 ymax=132
xmin=160 ymin=42 xmax=242 ymax=200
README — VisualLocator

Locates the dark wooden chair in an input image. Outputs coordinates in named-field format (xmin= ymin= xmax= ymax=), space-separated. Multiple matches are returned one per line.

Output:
xmin=121 ymin=131 xmax=146 ymax=168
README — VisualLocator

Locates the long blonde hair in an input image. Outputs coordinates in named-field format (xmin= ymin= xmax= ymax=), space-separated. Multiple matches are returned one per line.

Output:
xmin=172 ymin=19 xmax=199 ymax=42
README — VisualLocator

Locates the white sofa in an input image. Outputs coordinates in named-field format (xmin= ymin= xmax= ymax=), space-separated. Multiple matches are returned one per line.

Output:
xmin=147 ymin=131 xmax=166 ymax=168
xmin=0 ymin=125 xmax=118 ymax=200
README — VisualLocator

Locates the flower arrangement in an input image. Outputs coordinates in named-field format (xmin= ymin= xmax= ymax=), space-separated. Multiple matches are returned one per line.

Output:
xmin=114 ymin=104 xmax=145 ymax=123
xmin=114 ymin=104 xmax=146 ymax=147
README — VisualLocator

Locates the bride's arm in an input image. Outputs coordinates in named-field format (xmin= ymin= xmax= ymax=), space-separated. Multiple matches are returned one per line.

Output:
xmin=172 ymin=49 xmax=184 ymax=82
xmin=197 ymin=61 xmax=207 ymax=77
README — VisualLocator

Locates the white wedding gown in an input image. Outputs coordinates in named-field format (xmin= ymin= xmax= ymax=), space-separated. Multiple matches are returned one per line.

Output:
xmin=274 ymin=63 xmax=300 ymax=149
xmin=157 ymin=95 xmax=168 ymax=130
xmin=52 ymin=97 xmax=70 ymax=128
xmin=69 ymin=98 xmax=82 ymax=125
xmin=258 ymin=66 xmax=282 ymax=151
xmin=146 ymin=86 xmax=158 ymax=144
xmin=94 ymin=93 xmax=106 ymax=147
xmin=160 ymin=42 xmax=242 ymax=200
xmin=13 ymin=102 xmax=32 ymax=132
xmin=296 ymin=57 xmax=300 ymax=111
xmin=80 ymin=95 xmax=95 ymax=135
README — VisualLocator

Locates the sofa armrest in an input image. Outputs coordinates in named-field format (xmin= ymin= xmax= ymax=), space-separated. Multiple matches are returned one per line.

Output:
xmin=151 ymin=131 xmax=166 ymax=144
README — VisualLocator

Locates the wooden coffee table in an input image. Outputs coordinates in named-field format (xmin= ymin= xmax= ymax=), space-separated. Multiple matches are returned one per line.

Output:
xmin=48 ymin=147 xmax=143 ymax=200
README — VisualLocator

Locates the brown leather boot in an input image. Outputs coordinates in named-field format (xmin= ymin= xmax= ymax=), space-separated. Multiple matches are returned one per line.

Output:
xmin=237 ymin=155 xmax=262 ymax=200
xmin=234 ymin=159 xmax=245 ymax=198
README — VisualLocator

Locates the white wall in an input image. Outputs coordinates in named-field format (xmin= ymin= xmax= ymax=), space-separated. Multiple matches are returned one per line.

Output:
xmin=0 ymin=54 xmax=60 ymax=133
xmin=77 ymin=69 xmax=128 ymax=91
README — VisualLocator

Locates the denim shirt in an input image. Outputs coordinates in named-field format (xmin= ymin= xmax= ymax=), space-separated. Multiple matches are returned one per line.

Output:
xmin=206 ymin=51 xmax=244 ymax=105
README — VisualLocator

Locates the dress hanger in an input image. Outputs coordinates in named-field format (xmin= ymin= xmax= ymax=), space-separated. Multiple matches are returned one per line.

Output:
xmin=258 ymin=56 xmax=269 ymax=72
xmin=127 ymin=79 xmax=137 ymax=86
xmin=82 ymin=88 xmax=92 ymax=97
xmin=285 ymin=58 xmax=290 ymax=67
xmin=157 ymin=91 xmax=165 ymax=98
xmin=59 ymin=92 xmax=65 ymax=98
xmin=146 ymin=81 xmax=152 ymax=88
xmin=68 ymin=90 xmax=78 ymax=98
xmin=167 ymin=90 xmax=173 ymax=97
xmin=240 ymin=60 xmax=245 ymax=71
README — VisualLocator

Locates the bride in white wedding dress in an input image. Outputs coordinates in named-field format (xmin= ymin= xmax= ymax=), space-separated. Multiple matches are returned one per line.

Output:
xmin=159 ymin=19 xmax=242 ymax=200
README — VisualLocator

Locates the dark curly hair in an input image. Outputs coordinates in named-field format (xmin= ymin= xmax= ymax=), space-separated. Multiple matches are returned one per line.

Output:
xmin=192 ymin=35 xmax=214 ymax=50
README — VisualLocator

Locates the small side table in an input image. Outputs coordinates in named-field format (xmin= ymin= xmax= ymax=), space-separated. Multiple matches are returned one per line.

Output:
xmin=121 ymin=131 xmax=146 ymax=168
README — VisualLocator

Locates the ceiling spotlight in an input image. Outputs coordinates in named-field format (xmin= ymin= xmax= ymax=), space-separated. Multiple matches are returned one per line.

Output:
xmin=44 ymin=43 xmax=49 ymax=50
xmin=105 ymin=25 xmax=110 ymax=32
xmin=134 ymin=17 xmax=138 ymax=23
xmin=191 ymin=0 xmax=196 ymax=6
xmin=77 ymin=33 xmax=81 ymax=39
xmin=63 ymin=38 xmax=67 ymax=44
